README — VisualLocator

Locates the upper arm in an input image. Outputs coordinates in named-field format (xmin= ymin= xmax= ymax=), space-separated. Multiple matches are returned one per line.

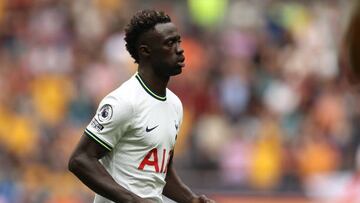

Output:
xmin=71 ymin=133 xmax=110 ymax=160
xmin=69 ymin=94 xmax=133 ymax=165
xmin=68 ymin=132 xmax=110 ymax=174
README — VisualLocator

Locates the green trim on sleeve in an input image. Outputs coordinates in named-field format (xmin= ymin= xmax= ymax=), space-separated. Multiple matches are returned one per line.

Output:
xmin=84 ymin=129 xmax=113 ymax=151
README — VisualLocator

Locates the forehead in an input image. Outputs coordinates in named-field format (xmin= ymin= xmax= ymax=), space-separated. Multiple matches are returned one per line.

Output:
xmin=153 ymin=22 xmax=179 ymax=39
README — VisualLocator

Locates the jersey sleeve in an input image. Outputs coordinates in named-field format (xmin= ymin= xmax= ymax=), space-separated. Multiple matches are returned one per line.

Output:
xmin=85 ymin=94 xmax=133 ymax=151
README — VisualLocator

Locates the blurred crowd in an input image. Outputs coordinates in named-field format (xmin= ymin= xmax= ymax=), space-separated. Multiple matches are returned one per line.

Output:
xmin=0 ymin=0 xmax=359 ymax=202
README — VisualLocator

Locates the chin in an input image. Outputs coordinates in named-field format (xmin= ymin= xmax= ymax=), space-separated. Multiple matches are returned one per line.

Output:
xmin=170 ymin=68 xmax=182 ymax=76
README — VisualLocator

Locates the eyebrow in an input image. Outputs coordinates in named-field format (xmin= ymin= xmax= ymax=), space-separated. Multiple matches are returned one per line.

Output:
xmin=164 ymin=35 xmax=181 ymax=42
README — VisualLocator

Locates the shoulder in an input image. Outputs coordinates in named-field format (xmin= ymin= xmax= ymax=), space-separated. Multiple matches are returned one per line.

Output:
xmin=166 ymin=88 xmax=183 ymax=112
xmin=98 ymin=77 xmax=138 ymax=121
xmin=107 ymin=75 xmax=138 ymax=105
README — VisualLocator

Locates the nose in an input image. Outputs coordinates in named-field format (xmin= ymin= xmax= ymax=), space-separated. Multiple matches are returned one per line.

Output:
xmin=176 ymin=43 xmax=184 ymax=55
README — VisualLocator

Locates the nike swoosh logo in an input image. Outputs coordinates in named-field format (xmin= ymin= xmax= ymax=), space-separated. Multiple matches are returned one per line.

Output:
xmin=145 ymin=125 xmax=158 ymax=132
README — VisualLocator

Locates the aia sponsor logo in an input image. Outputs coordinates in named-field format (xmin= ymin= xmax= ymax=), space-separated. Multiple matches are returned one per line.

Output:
xmin=138 ymin=148 xmax=173 ymax=173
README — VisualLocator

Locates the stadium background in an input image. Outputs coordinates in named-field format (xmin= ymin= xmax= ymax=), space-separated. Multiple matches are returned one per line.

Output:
xmin=0 ymin=0 xmax=359 ymax=202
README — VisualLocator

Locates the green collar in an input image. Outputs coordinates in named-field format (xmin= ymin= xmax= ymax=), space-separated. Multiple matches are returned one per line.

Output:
xmin=135 ymin=73 xmax=167 ymax=101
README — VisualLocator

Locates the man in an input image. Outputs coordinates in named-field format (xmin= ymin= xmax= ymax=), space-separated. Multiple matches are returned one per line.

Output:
xmin=68 ymin=10 xmax=215 ymax=203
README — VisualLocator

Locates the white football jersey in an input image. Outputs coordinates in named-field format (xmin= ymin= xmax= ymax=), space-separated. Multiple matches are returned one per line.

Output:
xmin=85 ymin=72 xmax=183 ymax=203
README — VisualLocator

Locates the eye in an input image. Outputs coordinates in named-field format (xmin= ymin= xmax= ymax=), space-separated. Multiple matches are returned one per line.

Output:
xmin=167 ymin=39 xmax=175 ymax=46
xmin=165 ymin=37 xmax=181 ymax=47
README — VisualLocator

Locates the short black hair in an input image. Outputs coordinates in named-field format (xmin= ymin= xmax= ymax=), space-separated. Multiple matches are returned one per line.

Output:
xmin=124 ymin=9 xmax=171 ymax=63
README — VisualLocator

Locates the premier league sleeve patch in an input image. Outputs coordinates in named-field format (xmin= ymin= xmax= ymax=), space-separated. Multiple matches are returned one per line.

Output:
xmin=97 ymin=104 xmax=113 ymax=122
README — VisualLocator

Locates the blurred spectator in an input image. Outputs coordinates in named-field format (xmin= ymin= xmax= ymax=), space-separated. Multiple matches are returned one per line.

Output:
xmin=0 ymin=0 xmax=358 ymax=202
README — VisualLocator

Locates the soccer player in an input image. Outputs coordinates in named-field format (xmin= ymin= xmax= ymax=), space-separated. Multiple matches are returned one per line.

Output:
xmin=68 ymin=10 xmax=215 ymax=203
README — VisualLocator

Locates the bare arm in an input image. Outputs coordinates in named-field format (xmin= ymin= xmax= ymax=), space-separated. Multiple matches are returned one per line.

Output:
xmin=68 ymin=133 xmax=149 ymax=203
xmin=163 ymin=155 xmax=215 ymax=203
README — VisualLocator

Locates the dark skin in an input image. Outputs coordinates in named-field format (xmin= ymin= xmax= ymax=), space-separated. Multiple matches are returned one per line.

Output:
xmin=68 ymin=135 xmax=147 ymax=203
xmin=137 ymin=23 xmax=185 ymax=96
xmin=68 ymin=22 xmax=215 ymax=203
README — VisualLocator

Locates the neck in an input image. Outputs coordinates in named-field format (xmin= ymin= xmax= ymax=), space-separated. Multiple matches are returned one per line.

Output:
xmin=137 ymin=65 xmax=169 ymax=97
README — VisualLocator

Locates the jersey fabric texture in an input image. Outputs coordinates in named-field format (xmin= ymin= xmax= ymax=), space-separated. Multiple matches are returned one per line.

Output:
xmin=85 ymin=72 xmax=183 ymax=203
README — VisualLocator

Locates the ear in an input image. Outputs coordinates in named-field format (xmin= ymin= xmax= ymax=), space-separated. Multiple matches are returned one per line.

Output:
xmin=139 ymin=45 xmax=150 ymax=58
